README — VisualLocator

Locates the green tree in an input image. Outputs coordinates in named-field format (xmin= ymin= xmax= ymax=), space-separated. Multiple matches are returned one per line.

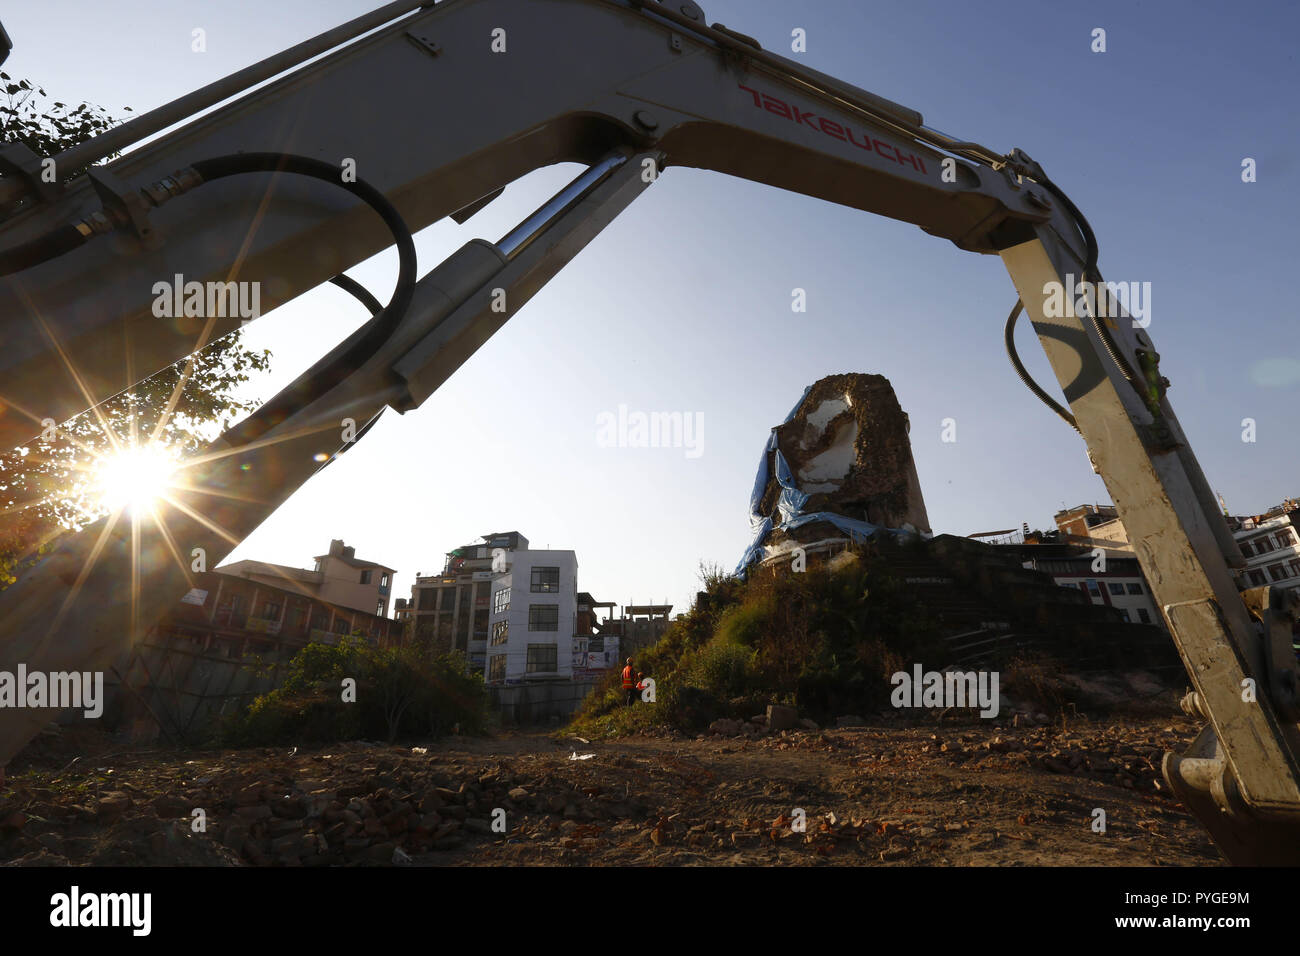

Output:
xmin=0 ymin=80 xmax=271 ymax=585
xmin=224 ymin=636 xmax=489 ymax=746
xmin=0 ymin=71 xmax=123 ymax=172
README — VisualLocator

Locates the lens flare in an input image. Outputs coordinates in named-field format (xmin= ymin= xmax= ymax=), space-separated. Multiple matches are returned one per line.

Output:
xmin=93 ymin=443 xmax=180 ymax=515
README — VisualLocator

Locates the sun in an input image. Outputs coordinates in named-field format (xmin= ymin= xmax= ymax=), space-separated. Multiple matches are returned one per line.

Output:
xmin=92 ymin=443 xmax=180 ymax=515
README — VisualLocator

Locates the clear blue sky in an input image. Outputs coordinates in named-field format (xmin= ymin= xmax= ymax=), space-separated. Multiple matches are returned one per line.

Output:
xmin=8 ymin=0 xmax=1297 ymax=617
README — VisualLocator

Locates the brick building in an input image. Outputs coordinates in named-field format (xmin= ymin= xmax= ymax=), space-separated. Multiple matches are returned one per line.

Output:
xmin=219 ymin=538 xmax=396 ymax=618
xmin=406 ymin=531 xmax=529 ymax=672
xmin=103 ymin=569 xmax=403 ymax=742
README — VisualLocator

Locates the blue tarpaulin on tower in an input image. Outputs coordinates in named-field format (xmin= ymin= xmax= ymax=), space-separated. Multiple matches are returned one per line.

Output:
xmin=735 ymin=387 xmax=917 ymax=577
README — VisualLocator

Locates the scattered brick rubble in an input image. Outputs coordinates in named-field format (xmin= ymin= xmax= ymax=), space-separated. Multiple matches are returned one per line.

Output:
xmin=0 ymin=714 xmax=1219 ymax=866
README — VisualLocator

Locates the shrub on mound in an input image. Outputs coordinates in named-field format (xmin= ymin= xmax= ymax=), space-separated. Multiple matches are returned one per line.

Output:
xmin=567 ymin=540 xmax=952 ymax=735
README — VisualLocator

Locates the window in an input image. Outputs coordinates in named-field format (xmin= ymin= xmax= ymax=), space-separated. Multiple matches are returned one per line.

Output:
xmin=1085 ymin=579 xmax=1101 ymax=599
xmin=1119 ymin=610 xmax=1131 ymax=623
xmin=526 ymin=643 xmax=558 ymax=673
xmin=1249 ymin=569 xmax=1268 ymax=586
xmin=1126 ymin=582 xmax=1143 ymax=595
xmin=380 ymin=573 xmax=390 ymax=589
xmin=1107 ymin=582 xmax=1125 ymax=596
xmin=491 ymin=620 xmax=509 ymax=645
xmin=1256 ymin=536 xmax=1275 ymax=554
xmin=376 ymin=601 xmax=385 ymax=617
xmin=528 ymin=604 xmax=559 ymax=631
xmin=1240 ymin=541 xmax=1253 ymax=557
xmin=494 ymin=586 xmax=511 ymax=614
xmin=1270 ymin=564 xmax=1289 ymax=582
xmin=488 ymin=655 xmax=506 ymax=682
xmin=259 ymin=600 xmax=282 ymax=620
xmin=530 ymin=566 xmax=560 ymax=593
xmin=1279 ymin=529 xmax=1297 ymax=546
xmin=360 ymin=570 xmax=372 ymax=585
xmin=1136 ymin=608 xmax=1151 ymax=624
xmin=1289 ymin=559 xmax=1300 ymax=578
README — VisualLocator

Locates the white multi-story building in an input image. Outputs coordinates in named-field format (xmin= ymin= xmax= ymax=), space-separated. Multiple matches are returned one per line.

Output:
xmin=406 ymin=532 xmax=529 ymax=671
xmin=486 ymin=549 xmax=578 ymax=684
xmin=1012 ymin=500 xmax=1300 ymax=630
xmin=1232 ymin=502 xmax=1300 ymax=599
xmin=1020 ymin=545 xmax=1163 ymax=627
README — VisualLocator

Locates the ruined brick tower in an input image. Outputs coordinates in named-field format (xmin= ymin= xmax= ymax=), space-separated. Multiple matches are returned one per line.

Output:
xmin=758 ymin=372 xmax=931 ymax=543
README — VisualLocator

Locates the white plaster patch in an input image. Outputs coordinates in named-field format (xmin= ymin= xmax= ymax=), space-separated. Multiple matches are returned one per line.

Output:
xmin=803 ymin=398 xmax=849 ymax=434
xmin=797 ymin=419 xmax=857 ymax=490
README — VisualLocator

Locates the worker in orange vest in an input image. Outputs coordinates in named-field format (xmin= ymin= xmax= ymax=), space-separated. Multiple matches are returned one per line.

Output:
xmin=622 ymin=658 xmax=636 ymax=706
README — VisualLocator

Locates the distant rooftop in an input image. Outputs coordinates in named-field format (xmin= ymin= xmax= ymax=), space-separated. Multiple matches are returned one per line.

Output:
xmin=315 ymin=538 xmax=395 ymax=572
xmin=625 ymin=604 xmax=672 ymax=617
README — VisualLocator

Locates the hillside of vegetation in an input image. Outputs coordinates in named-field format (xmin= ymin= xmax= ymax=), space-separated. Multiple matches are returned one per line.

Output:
xmin=570 ymin=535 xmax=1182 ymax=739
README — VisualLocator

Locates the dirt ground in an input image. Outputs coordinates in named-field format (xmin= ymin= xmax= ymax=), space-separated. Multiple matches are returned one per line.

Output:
xmin=0 ymin=714 xmax=1221 ymax=866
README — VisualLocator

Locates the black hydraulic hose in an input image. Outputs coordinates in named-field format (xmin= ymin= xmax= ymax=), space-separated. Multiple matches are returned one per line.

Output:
xmin=329 ymin=272 xmax=383 ymax=317
xmin=313 ymin=272 xmax=387 ymax=471
xmin=1003 ymin=298 xmax=1079 ymax=432
xmin=1001 ymin=170 xmax=1164 ymax=430
xmin=1035 ymin=175 xmax=1138 ymax=385
xmin=0 ymin=223 xmax=86 ymax=276
xmin=186 ymin=153 xmax=416 ymax=448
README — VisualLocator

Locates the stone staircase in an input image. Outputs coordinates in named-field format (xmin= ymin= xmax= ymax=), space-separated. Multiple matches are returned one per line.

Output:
xmin=874 ymin=534 xmax=1178 ymax=671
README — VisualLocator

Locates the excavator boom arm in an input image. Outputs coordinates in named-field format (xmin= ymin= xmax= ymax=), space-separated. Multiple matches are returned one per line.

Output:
xmin=0 ymin=0 xmax=1294 ymax=863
